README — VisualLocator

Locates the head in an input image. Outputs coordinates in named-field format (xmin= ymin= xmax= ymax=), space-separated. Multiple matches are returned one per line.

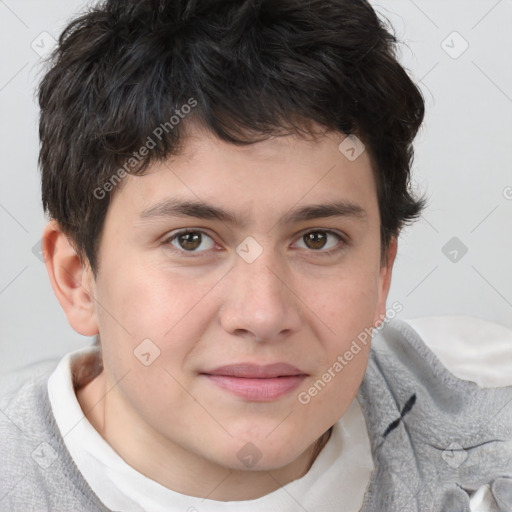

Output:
xmin=40 ymin=0 xmax=425 ymax=482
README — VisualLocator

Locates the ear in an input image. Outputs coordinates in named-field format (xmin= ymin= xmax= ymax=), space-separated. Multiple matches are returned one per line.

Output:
xmin=41 ymin=220 xmax=99 ymax=336
xmin=372 ymin=236 xmax=398 ymax=326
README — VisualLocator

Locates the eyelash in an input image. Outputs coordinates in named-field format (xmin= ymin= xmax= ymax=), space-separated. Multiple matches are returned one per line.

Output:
xmin=163 ymin=229 xmax=348 ymax=258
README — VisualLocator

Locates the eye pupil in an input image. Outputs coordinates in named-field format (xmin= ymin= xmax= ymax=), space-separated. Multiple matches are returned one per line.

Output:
xmin=179 ymin=232 xmax=201 ymax=250
xmin=304 ymin=231 xmax=327 ymax=250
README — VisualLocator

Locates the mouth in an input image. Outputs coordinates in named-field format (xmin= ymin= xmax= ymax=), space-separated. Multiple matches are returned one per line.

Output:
xmin=200 ymin=363 xmax=308 ymax=402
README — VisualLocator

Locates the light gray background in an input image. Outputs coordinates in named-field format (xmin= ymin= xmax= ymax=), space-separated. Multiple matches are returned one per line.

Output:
xmin=1 ymin=0 xmax=511 ymax=375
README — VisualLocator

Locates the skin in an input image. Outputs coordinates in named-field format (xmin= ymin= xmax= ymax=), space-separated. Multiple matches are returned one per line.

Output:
xmin=43 ymin=123 xmax=397 ymax=501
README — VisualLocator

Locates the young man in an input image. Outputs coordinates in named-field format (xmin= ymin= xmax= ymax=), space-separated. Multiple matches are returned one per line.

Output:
xmin=1 ymin=0 xmax=511 ymax=510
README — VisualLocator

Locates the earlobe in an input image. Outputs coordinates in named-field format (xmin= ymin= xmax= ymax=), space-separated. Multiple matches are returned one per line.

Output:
xmin=42 ymin=220 xmax=99 ymax=336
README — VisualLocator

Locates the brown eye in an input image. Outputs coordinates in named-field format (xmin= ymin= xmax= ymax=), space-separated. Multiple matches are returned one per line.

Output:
xmin=295 ymin=230 xmax=345 ymax=253
xmin=178 ymin=232 xmax=202 ymax=250
xmin=303 ymin=231 xmax=328 ymax=250
xmin=168 ymin=230 xmax=215 ymax=252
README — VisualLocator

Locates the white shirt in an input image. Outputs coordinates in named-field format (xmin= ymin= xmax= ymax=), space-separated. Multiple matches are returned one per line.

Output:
xmin=47 ymin=316 xmax=512 ymax=511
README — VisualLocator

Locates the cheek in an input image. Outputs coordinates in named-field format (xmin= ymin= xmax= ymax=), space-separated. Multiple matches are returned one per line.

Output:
xmin=295 ymin=324 xmax=372 ymax=440
xmin=298 ymin=265 xmax=378 ymax=404
xmin=306 ymin=266 xmax=380 ymax=339
xmin=98 ymin=260 xmax=216 ymax=337
xmin=94 ymin=260 xmax=226 ymax=383
xmin=315 ymin=341 xmax=371 ymax=423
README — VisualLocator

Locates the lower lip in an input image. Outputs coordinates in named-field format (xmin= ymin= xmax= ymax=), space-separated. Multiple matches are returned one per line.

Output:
xmin=203 ymin=375 xmax=307 ymax=401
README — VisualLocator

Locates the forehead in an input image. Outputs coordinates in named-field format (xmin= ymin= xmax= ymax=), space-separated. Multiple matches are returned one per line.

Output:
xmin=107 ymin=125 xmax=378 ymax=226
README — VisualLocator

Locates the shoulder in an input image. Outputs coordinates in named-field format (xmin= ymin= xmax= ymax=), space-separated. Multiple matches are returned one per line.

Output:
xmin=0 ymin=366 xmax=55 ymax=509
xmin=368 ymin=315 xmax=512 ymax=389
xmin=358 ymin=316 xmax=512 ymax=511
xmin=0 ymin=361 xmax=56 ymax=431
xmin=0 ymin=361 xmax=109 ymax=512
xmin=360 ymin=314 xmax=512 ymax=439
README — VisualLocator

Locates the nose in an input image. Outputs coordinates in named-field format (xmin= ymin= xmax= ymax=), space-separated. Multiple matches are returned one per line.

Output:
xmin=219 ymin=250 xmax=303 ymax=343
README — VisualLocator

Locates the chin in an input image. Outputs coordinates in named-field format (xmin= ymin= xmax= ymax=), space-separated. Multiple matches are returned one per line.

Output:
xmin=214 ymin=433 xmax=311 ymax=472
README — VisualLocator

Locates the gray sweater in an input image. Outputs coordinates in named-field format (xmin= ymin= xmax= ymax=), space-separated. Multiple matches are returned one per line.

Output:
xmin=1 ymin=318 xmax=511 ymax=511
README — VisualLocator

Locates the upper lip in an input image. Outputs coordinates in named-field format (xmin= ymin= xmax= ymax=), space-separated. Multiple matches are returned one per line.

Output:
xmin=201 ymin=363 xmax=308 ymax=378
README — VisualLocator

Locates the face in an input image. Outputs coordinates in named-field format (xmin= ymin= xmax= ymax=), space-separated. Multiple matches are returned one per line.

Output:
xmin=82 ymin=124 xmax=395 ymax=472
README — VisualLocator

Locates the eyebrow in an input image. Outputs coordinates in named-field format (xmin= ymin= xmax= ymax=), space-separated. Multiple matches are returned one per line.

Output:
xmin=138 ymin=198 xmax=367 ymax=227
